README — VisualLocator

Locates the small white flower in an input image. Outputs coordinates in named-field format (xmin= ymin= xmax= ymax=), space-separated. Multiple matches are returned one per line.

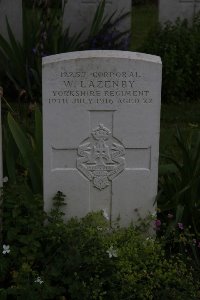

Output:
xmin=145 ymin=236 xmax=154 ymax=243
xmin=34 ymin=277 xmax=44 ymax=284
xmin=2 ymin=245 xmax=10 ymax=255
xmin=106 ymin=246 xmax=118 ymax=258
xmin=97 ymin=226 xmax=103 ymax=231
xmin=102 ymin=209 xmax=109 ymax=220
xmin=3 ymin=177 xmax=8 ymax=183
xmin=151 ymin=211 xmax=157 ymax=218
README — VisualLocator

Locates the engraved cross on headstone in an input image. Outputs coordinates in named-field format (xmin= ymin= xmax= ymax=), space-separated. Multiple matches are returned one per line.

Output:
xmin=52 ymin=110 xmax=151 ymax=222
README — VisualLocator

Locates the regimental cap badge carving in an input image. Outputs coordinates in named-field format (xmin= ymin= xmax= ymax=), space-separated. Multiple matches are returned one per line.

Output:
xmin=92 ymin=124 xmax=111 ymax=140
xmin=77 ymin=124 xmax=125 ymax=190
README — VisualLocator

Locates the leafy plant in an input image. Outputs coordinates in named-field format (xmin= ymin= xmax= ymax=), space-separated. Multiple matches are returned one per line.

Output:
xmin=3 ymin=106 xmax=43 ymax=194
xmin=1 ymin=184 xmax=200 ymax=299
xmin=0 ymin=1 xmax=83 ymax=102
xmin=141 ymin=14 xmax=200 ymax=103
xmin=0 ymin=18 xmax=41 ymax=102
xmin=0 ymin=0 xmax=130 ymax=104
xmin=158 ymin=128 xmax=200 ymax=236
xmin=84 ymin=0 xmax=131 ymax=50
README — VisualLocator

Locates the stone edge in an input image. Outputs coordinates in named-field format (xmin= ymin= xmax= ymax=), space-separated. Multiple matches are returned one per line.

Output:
xmin=42 ymin=50 xmax=162 ymax=66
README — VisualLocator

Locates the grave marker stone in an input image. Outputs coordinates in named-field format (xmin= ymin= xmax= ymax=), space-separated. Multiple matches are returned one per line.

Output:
xmin=62 ymin=0 xmax=131 ymax=41
xmin=0 ymin=0 xmax=23 ymax=42
xmin=159 ymin=0 xmax=200 ymax=24
xmin=43 ymin=50 xmax=162 ymax=226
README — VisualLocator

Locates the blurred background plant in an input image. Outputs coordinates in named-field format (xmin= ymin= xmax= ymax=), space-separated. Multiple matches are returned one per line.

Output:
xmin=0 ymin=0 xmax=81 ymax=104
xmin=0 ymin=0 xmax=130 ymax=106
xmin=158 ymin=128 xmax=200 ymax=236
xmin=3 ymin=104 xmax=42 ymax=194
xmin=140 ymin=14 xmax=200 ymax=103
xmin=83 ymin=0 xmax=130 ymax=50
xmin=156 ymin=128 xmax=200 ymax=271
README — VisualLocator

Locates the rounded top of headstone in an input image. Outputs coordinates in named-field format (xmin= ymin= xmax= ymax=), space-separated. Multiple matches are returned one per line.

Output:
xmin=42 ymin=50 xmax=162 ymax=66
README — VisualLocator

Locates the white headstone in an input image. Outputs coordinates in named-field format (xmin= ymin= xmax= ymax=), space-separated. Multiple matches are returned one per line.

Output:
xmin=0 ymin=0 xmax=23 ymax=42
xmin=159 ymin=0 xmax=200 ymax=24
xmin=43 ymin=50 xmax=162 ymax=226
xmin=62 ymin=0 xmax=131 ymax=41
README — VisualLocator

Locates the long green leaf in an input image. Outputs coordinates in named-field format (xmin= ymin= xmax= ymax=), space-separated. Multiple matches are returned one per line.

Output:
xmin=3 ymin=125 xmax=17 ymax=183
xmin=0 ymin=33 xmax=14 ymax=59
xmin=4 ymin=19 xmax=26 ymax=82
xmin=175 ymin=204 xmax=184 ymax=223
xmin=7 ymin=113 xmax=42 ymax=194
xmin=34 ymin=106 xmax=42 ymax=164
xmin=89 ymin=0 xmax=106 ymax=37
xmin=6 ymin=18 xmax=24 ymax=65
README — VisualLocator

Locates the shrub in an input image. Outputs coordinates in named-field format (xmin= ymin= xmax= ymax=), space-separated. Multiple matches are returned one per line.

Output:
xmin=3 ymin=106 xmax=42 ymax=194
xmin=0 ymin=182 xmax=200 ymax=299
xmin=141 ymin=14 xmax=200 ymax=103
xmin=157 ymin=128 xmax=200 ymax=271
xmin=158 ymin=128 xmax=200 ymax=236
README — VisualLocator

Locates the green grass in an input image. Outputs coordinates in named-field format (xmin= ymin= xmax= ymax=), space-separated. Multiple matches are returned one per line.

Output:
xmin=131 ymin=4 xmax=158 ymax=50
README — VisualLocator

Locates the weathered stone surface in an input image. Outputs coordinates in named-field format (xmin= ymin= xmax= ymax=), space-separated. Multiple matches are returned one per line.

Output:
xmin=62 ymin=0 xmax=131 ymax=41
xmin=43 ymin=50 xmax=162 ymax=226
xmin=159 ymin=0 xmax=200 ymax=24
xmin=0 ymin=0 xmax=23 ymax=42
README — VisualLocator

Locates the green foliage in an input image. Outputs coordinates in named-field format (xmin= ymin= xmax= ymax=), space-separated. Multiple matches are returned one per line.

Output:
xmin=0 ymin=182 xmax=200 ymax=299
xmin=0 ymin=181 xmax=45 ymax=298
xmin=158 ymin=128 xmax=200 ymax=236
xmin=3 ymin=106 xmax=43 ymax=194
xmin=0 ymin=18 xmax=41 ymax=101
xmin=23 ymin=0 xmax=61 ymax=9
xmin=132 ymin=0 xmax=156 ymax=5
xmin=0 ymin=0 xmax=130 ymax=103
xmin=84 ymin=0 xmax=130 ymax=50
xmin=156 ymin=217 xmax=200 ymax=271
xmin=0 ymin=1 xmax=82 ymax=101
xmin=141 ymin=14 xmax=200 ymax=102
